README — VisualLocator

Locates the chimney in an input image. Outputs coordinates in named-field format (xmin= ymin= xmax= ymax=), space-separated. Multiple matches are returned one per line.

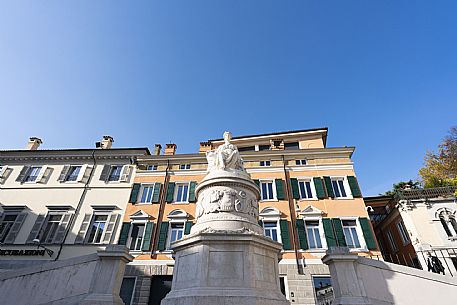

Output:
xmin=164 ymin=143 xmax=177 ymax=155
xmin=199 ymin=141 xmax=212 ymax=153
xmin=26 ymin=137 xmax=42 ymax=150
xmin=153 ymin=144 xmax=162 ymax=156
xmin=100 ymin=136 xmax=114 ymax=149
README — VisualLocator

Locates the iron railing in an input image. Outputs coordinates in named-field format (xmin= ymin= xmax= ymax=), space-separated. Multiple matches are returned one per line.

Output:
xmin=395 ymin=186 xmax=457 ymax=201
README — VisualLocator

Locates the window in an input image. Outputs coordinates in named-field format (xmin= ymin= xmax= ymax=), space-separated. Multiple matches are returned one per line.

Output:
xmin=331 ymin=178 xmax=347 ymax=198
xmin=87 ymin=215 xmax=108 ymax=243
xmin=140 ymin=184 xmax=156 ymax=203
xmin=41 ymin=214 xmax=64 ymax=243
xmin=168 ymin=223 xmax=184 ymax=248
xmin=312 ymin=277 xmax=334 ymax=305
xmin=129 ymin=223 xmax=146 ymax=251
xmin=396 ymin=221 xmax=410 ymax=245
xmin=263 ymin=221 xmax=279 ymax=241
xmin=259 ymin=160 xmax=271 ymax=167
xmin=0 ymin=214 xmax=18 ymax=243
xmin=284 ymin=142 xmax=299 ymax=150
xmin=120 ymin=277 xmax=136 ymax=305
xmin=147 ymin=165 xmax=158 ymax=171
xmin=24 ymin=166 xmax=42 ymax=182
xmin=342 ymin=220 xmax=361 ymax=248
xmin=260 ymin=180 xmax=275 ymax=200
xmin=175 ymin=183 xmax=189 ymax=203
xmin=298 ymin=180 xmax=314 ymax=199
xmin=439 ymin=211 xmax=457 ymax=238
xmin=238 ymin=146 xmax=255 ymax=152
xmin=386 ymin=230 xmax=398 ymax=252
xmin=258 ymin=145 xmax=270 ymax=151
xmin=306 ymin=220 xmax=323 ymax=249
xmin=295 ymin=159 xmax=307 ymax=166
xmin=179 ymin=164 xmax=191 ymax=170
xmin=65 ymin=166 xmax=81 ymax=182
xmin=108 ymin=166 xmax=123 ymax=181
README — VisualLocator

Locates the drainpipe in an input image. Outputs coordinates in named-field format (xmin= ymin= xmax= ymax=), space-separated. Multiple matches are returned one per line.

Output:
xmin=281 ymin=155 xmax=303 ymax=274
xmin=150 ymin=159 xmax=171 ymax=257
xmin=54 ymin=150 xmax=97 ymax=260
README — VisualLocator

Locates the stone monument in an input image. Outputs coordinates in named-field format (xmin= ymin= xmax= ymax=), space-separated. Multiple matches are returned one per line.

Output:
xmin=161 ymin=131 xmax=289 ymax=305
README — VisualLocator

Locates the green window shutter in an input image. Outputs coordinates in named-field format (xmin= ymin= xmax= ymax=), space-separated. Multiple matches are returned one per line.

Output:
xmin=332 ymin=218 xmax=347 ymax=247
xmin=118 ymin=222 xmax=131 ymax=245
xmin=129 ymin=183 xmax=141 ymax=203
xmin=323 ymin=177 xmax=334 ymax=198
xmin=313 ymin=177 xmax=326 ymax=199
xmin=157 ymin=221 xmax=169 ymax=251
xmin=165 ymin=182 xmax=175 ymax=203
xmin=188 ymin=181 xmax=197 ymax=202
xmin=184 ymin=221 xmax=193 ymax=235
xmin=359 ymin=217 xmax=377 ymax=250
xmin=348 ymin=176 xmax=362 ymax=198
xmin=141 ymin=222 xmax=154 ymax=251
xmin=290 ymin=178 xmax=300 ymax=199
xmin=253 ymin=179 xmax=260 ymax=188
xmin=296 ymin=219 xmax=309 ymax=250
xmin=279 ymin=220 xmax=292 ymax=250
xmin=322 ymin=218 xmax=337 ymax=247
xmin=275 ymin=179 xmax=285 ymax=200
xmin=152 ymin=182 xmax=162 ymax=203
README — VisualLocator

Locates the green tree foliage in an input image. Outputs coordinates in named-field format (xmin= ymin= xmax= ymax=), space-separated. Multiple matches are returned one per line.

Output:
xmin=419 ymin=126 xmax=457 ymax=188
xmin=383 ymin=180 xmax=420 ymax=196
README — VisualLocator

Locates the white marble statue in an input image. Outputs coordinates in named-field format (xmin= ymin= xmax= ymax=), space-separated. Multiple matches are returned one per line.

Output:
xmin=206 ymin=131 xmax=245 ymax=172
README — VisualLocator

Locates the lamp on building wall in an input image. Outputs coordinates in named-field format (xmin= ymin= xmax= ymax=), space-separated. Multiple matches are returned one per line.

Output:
xmin=32 ymin=239 xmax=54 ymax=257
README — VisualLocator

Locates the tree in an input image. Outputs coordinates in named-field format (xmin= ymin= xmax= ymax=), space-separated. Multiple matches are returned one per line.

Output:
xmin=419 ymin=126 xmax=457 ymax=188
xmin=383 ymin=180 xmax=420 ymax=196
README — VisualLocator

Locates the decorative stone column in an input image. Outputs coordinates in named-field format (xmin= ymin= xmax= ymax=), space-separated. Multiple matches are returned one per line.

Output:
xmin=162 ymin=132 xmax=289 ymax=305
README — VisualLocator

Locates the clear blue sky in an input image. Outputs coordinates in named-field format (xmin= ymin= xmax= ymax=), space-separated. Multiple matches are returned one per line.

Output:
xmin=1 ymin=1 xmax=456 ymax=196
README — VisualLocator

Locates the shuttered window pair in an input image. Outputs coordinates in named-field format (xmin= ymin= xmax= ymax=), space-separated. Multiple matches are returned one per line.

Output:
xmin=258 ymin=219 xmax=291 ymax=250
xmin=0 ymin=212 xmax=28 ymax=244
xmin=58 ymin=165 xmax=91 ymax=183
xmin=99 ymin=165 xmax=131 ymax=183
xmin=118 ymin=221 xmax=154 ymax=252
xmin=253 ymin=179 xmax=285 ymax=201
xmin=165 ymin=181 xmax=197 ymax=203
xmin=26 ymin=213 xmax=73 ymax=244
xmin=320 ymin=217 xmax=377 ymax=250
xmin=16 ymin=166 xmax=50 ymax=184
xmin=74 ymin=213 xmax=119 ymax=244
xmin=156 ymin=221 xmax=193 ymax=251
xmin=291 ymin=176 xmax=362 ymax=199
xmin=129 ymin=183 xmax=162 ymax=204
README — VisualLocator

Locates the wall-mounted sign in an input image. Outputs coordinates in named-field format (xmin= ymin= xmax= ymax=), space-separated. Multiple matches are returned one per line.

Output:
xmin=0 ymin=249 xmax=45 ymax=256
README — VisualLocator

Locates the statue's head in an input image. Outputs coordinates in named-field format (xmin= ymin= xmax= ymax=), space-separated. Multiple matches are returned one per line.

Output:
xmin=223 ymin=131 xmax=232 ymax=143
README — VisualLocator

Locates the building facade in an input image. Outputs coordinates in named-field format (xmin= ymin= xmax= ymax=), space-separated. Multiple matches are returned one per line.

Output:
xmin=365 ymin=187 xmax=457 ymax=276
xmin=0 ymin=136 xmax=150 ymax=269
xmin=118 ymin=128 xmax=379 ymax=305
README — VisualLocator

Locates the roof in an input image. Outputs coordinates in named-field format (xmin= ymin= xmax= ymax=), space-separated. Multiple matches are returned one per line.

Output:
xmin=0 ymin=147 xmax=150 ymax=154
xmin=209 ymin=127 xmax=329 ymax=146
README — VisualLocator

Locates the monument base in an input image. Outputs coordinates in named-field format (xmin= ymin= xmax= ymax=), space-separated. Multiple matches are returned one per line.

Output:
xmin=161 ymin=232 xmax=289 ymax=305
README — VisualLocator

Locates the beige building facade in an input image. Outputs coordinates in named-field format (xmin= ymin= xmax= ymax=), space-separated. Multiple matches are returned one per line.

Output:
xmin=0 ymin=136 xmax=150 ymax=269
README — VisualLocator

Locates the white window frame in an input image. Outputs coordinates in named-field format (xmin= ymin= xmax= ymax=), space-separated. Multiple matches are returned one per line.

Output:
xmin=120 ymin=276 xmax=137 ymax=305
xmin=179 ymin=164 xmax=191 ymax=170
xmin=303 ymin=217 xmax=326 ymax=250
xmin=127 ymin=221 xmax=147 ymax=251
xmin=295 ymin=159 xmax=307 ymax=166
xmin=330 ymin=177 xmax=353 ymax=199
xmin=64 ymin=165 xmax=83 ymax=182
xmin=386 ymin=229 xmax=398 ymax=252
xmin=174 ymin=182 xmax=190 ymax=204
xmin=297 ymin=177 xmax=317 ymax=201
xmin=107 ymin=165 xmax=124 ymax=182
xmin=85 ymin=213 xmax=110 ymax=244
xmin=138 ymin=184 xmax=156 ymax=204
xmin=259 ymin=179 xmax=277 ymax=201
xmin=263 ymin=220 xmax=280 ymax=242
xmin=396 ymin=221 xmax=411 ymax=245
xmin=340 ymin=217 xmax=365 ymax=250
xmin=259 ymin=160 xmax=271 ymax=167
xmin=147 ymin=165 xmax=158 ymax=171
xmin=259 ymin=207 xmax=282 ymax=244
xmin=23 ymin=166 xmax=44 ymax=183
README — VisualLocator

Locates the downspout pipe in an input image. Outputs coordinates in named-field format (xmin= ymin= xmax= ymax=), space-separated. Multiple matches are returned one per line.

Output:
xmin=281 ymin=155 xmax=303 ymax=274
xmin=55 ymin=150 xmax=97 ymax=260
xmin=150 ymin=159 xmax=170 ymax=257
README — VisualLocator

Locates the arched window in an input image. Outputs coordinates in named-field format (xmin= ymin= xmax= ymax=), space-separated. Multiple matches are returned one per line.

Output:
xmin=438 ymin=209 xmax=457 ymax=238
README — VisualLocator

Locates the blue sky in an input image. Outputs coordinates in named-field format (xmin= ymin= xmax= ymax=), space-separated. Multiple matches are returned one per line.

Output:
xmin=1 ymin=1 xmax=456 ymax=196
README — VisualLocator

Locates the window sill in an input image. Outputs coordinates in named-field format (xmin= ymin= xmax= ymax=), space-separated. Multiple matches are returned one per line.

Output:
xmin=298 ymin=198 xmax=318 ymax=201
xmin=260 ymin=199 xmax=279 ymax=202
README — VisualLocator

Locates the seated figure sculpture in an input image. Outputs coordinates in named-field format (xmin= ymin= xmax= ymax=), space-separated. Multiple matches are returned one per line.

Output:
xmin=206 ymin=131 xmax=245 ymax=172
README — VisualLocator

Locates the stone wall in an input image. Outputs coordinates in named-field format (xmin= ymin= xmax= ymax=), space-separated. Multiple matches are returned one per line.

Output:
xmin=323 ymin=248 xmax=457 ymax=305
xmin=0 ymin=245 xmax=132 ymax=305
